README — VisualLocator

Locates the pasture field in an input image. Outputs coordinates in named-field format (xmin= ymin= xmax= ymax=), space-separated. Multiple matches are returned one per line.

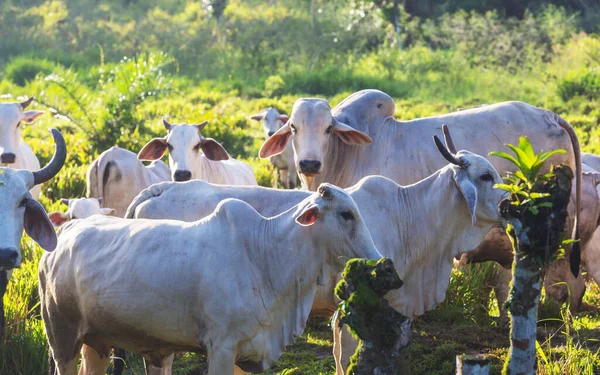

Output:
xmin=2 ymin=0 xmax=600 ymax=373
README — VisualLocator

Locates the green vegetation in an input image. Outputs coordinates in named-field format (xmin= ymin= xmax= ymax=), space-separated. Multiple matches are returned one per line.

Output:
xmin=1 ymin=0 xmax=600 ymax=374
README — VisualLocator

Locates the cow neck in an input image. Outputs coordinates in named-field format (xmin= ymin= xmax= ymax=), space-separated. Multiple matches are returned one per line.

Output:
xmin=387 ymin=166 xmax=483 ymax=318
xmin=247 ymin=201 xmax=326 ymax=368
xmin=193 ymin=154 xmax=229 ymax=184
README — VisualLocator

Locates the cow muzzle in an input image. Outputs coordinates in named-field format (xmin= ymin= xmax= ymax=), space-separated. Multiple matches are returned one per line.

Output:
xmin=0 ymin=153 xmax=16 ymax=164
xmin=0 ymin=248 xmax=19 ymax=270
xmin=173 ymin=170 xmax=192 ymax=182
xmin=299 ymin=160 xmax=322 ymax=176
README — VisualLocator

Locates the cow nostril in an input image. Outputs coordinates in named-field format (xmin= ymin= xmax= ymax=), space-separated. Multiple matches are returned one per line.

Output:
xmin=299 ymin=160 xmax=322 ymax=174
xmin=173 ymin=170 xmax=192 ymax=182
xmin=0 ymin=248 xmax=18 ymax=269
xmin=0 ymin=153 xmax=16 ymax=164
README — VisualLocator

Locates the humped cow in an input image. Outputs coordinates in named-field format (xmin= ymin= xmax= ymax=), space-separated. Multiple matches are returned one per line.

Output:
xmin=127 ymin=132 xmax=506 ymax=373
xmin=138 ymin=119 xmax=257 ymax=185
xmin=86 ymin=146 xmax=171 ymax=217
xmin=250 ymin=108 xmax=296 ymax=188
xmin=0 ymin=129 xmax=66 ymax=337
xmin=39 ymin=184 xmax=381 ymax=375
xmin=47 ymin=197 xmax=116 ymax=227
xmin=259 ymin=89 xmax=582 ymax=276
xmin=0 ymin=97 xmax=46 ymax=198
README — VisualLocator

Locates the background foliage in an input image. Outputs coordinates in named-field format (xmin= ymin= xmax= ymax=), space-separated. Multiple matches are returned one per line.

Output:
xmin=1 ymin=0 xmax=600 ymax=374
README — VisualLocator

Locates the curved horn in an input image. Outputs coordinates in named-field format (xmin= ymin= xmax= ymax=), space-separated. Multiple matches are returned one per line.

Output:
xmin=33 ymin=129 xmax=67 ymax=186
xmin=20 ymin=97 xmax=34 ymax=109
xmin=433 ymin=135 xmax=464 ymax=167
xmin=441 ymin=124 xmax=457 ymax=154
xmin=162 ymin=119 xmax=172 ymax=131
xmin=60 ymin=198 xmax=70 ymax=206
xmin=195 ymin=120 xmax=209 ymax=133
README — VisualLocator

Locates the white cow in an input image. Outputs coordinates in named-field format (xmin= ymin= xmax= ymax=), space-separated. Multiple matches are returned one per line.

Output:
xmin=47 ymin=197 xmax=116 ymax=227
xmin=39 ymin=184 xmax=381 ymax=375
xmin=259 ymin=90 xmax=583 ymax=276
xmin=0 ymin=97 xmax=46 ymax=198
xmin=86 ymin=146 xmax=171 ymax=217
xmin=127 ymin=135 xmax=506 ymax=372
xmin=138 ymin=119 xmax=257 ymax=185
xmin=250 ymin=108 xmax=296 ymax=188
xmin=0 ymin=129 xmax=66 ymax=336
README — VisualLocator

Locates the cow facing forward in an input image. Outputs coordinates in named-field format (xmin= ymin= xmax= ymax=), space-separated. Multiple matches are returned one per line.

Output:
xmin=138 ymin=119 xmax=257 ymax=185
xmin=40 ymin=184 xmax=381 ymax=375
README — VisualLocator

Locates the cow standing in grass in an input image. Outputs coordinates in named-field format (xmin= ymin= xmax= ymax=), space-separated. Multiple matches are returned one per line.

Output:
xmin=250 ymin=108 xmax=296 ymax=188
xmin=0 ymin=129 xmax=66 ymax=339
xmin=138 ymin=119 xmax=257 ymax=185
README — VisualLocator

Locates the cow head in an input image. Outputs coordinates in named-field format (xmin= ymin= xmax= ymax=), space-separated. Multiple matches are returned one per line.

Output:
xmin=295 ymin=183 xmax=382 ymax=283
xmin=434 ymin=125 xmax=505 ymax=227
xmin=0 ymin=97 xmax=45 ymax=166
xmin=250 ymin=108 xmax=289 ymax=139
xmin=138 ymin=120 xmax=230 ymax=182
xmin=0 ymin=129 xmax=66 ymax=269
xmin=259 ymin=99 xmax=372 ymax=182
xmin=48 ymin=197 xmax=116 ymax=227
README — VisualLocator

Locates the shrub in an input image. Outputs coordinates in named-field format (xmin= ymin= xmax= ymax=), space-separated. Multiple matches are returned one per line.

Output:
xmin=558 ymin=68 xmax=600 ymax=101
xmin=4 ymin=57 xmax=56 ymax=86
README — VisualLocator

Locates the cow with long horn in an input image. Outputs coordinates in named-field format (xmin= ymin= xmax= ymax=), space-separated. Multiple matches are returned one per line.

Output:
xmin=0 ymin=96 xmax=46 ymax=197
xmin=0 ymin=128 xmax=66 ymax=338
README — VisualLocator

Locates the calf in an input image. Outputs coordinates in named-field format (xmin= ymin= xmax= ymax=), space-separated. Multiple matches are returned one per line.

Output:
xmin=250 ymin=108 xmax=296 ymax=188
xmin=40 ymin=184 xmax=381 ymax=375
xmin=48 ymin=197 xmax=116 ymax=226
xmin=138 ymin=119 xmax=257 ymax=185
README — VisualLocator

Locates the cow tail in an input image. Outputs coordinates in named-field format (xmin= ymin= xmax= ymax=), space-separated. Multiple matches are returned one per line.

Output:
xmin=556 ymin=115 xmax=582 ymax=277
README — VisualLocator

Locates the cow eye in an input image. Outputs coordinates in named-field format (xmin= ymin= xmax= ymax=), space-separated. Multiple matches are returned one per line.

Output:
xmin=193 ymin=142 xmax=202 ymax=151
xmin=341 ymin=211 xmax=354 ymax=221
xmin=480 ymin=173 xmax=494 ymax=182
xmin=167 ymin=143 xmax=173 ymax=151
xmin=290 ymin=124 xmax=297 ymax=134
xmin=19 ymin=198 xmax=28 ymax=208
xmin=16 ymin=122 xmax=21 ymax=128
xmin=325 ymin=125 xmax=333 ymax=135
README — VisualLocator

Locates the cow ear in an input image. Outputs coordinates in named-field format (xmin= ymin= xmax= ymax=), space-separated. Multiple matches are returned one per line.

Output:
xmin=332 ymin=119 xmax=372 ymax=145
xmin=47 ymin=212 xmax=69 ymax=227
xmin=24 ymin=199 xmax=58 ymax=251
xmin=200 ymin=138 xmax=229 ymax=161
xmin=279 ymin=114 xmax=290 ymax=123
xmin=453 ymin=168 xmax=477 ymax=225
xmin=22 ymin=110 xmax=45 ymax=123
xmin=101 ymin=208 xmax=116 ymax=216
xmin=250 ymin=113 xmax=264 ymax=121
xmin=259 ymin=124 xmax=292 ymax=158
xmin=295 ymin=205 xmax=320 ymax=226
xmin=138 ymin=138 xmax=168 ymax=161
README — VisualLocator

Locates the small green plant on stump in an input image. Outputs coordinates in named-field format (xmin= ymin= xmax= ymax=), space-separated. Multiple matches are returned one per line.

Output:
xmin=334 ymin=258 xmax=410 ymax=375
xmin=490 ymin=137 xmax=574 ymax=375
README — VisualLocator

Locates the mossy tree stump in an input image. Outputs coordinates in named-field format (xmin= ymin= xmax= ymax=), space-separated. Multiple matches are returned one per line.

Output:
xmin=334 ymin=258 xmax=409 ymax=375
xmin=500 ymin=164 xmax=573 ymax=374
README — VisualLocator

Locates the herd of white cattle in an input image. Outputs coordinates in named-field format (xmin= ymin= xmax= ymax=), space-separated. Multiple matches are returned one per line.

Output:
xmin=1 ymin=89 xmax=599 ymax=375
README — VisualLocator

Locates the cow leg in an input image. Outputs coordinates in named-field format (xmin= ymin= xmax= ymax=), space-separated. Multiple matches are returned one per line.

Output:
xmin=57 ymin=357 xmax=79 ymax=375
xmin=144 ymin=353 xmax=174 ymax=375
xmin=493 ymin=267 xmax=512 ymax=326
xmin=0 ymin=270 xmax=8 ymax=341
xmin=207 ymin=346 xmax=236 ymax=375
xmin=333 ymin=323 xmax=358 ymax=375
xmin=279 ymin=168 xmax=290 ymax=189
xmin=544 ymin=258 xmax=586 ymax=311
xmin=79 ymin=344 xmax=110 ymax=375
xmin=112 ymin=348 xmax=126 ymax=374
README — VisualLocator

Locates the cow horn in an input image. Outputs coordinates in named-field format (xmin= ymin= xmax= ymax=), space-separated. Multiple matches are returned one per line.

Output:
xmin=33 ymin=129 xmax=67 ymax=186
xmin=162 ymin=119 xmax=172 ymax=131
xmin=20 ymin=97 xmax=34 ymax=109
xmin=195 ymin=120 xmax=209 ymax=132
xmin=433 ymin=135 xmax=465 ymax=167
xmin=442 ymin=124 xmax=457 ymax=154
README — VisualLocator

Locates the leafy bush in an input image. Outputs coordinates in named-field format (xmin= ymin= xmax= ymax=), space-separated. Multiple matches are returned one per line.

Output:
xmin=558 ymin=68 xmax=600 ymax=101
xmin=4 ymin=57 xmax=56 ymax=86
